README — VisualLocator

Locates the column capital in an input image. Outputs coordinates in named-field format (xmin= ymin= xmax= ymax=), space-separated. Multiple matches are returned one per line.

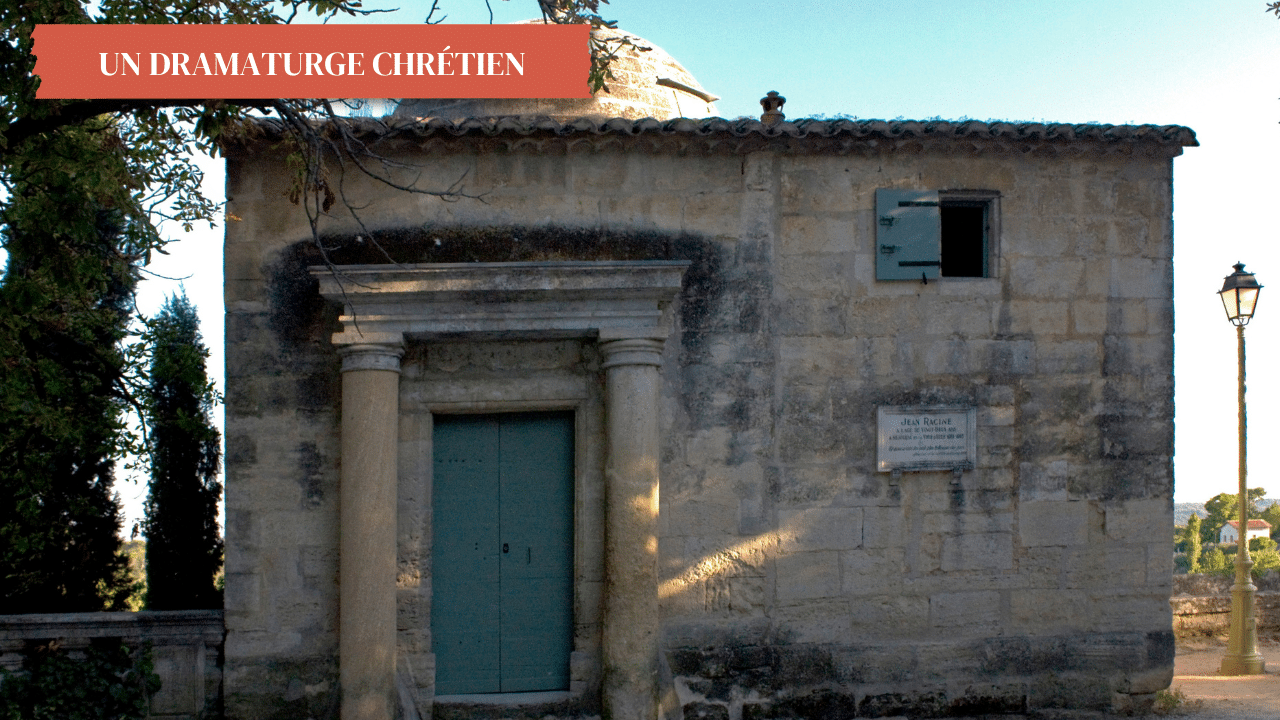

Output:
xmin=338 ymin=341 xmax=405 ymax=374
xmin=599 ymin=337 xmax=665 ymax=369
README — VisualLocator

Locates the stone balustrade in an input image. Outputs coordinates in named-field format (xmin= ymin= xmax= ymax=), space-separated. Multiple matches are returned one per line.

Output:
xmin=1172 ymin=592 xmax=1280 ymax=638
xmin=1172 ymin=574 xmax=1280 ymax=638
xmin=0 ymin=610 xmax=223 ymax=720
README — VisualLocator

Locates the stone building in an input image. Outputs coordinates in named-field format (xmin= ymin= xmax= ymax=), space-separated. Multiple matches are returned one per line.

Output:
xmin=221 ymin=29 xmax=1196 ymax=720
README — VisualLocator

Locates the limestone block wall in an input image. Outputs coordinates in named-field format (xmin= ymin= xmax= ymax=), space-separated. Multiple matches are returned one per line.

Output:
xmin=653 ymin=150 xmax=1174 ymax=718
xmin=223 ymin=126 xmax=1179 ymax=718
xmin=222 ymin=170 xmax=343 ymax=718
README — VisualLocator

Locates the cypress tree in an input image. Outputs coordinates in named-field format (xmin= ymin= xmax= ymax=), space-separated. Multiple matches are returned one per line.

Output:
xmin=142 ymin=293 xmax=222 ymax=609
xmin=1185 ymin=514 xmax=1202 ymax=573
xmin=0 ymin=201 xmax=136 ymax=614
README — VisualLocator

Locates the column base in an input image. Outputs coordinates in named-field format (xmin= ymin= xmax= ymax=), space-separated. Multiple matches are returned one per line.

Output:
xmin=1220 ymin=653 xmax=1265 ymax=676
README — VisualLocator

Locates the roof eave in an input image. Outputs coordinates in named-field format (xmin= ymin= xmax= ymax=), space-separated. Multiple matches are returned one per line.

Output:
xmin=223 ymin=115 xmax=1198 ymax=157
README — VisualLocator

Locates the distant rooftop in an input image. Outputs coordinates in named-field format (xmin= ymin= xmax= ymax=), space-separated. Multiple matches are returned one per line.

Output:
xmin=1226 ymin=519 xmax=1272 ymax=530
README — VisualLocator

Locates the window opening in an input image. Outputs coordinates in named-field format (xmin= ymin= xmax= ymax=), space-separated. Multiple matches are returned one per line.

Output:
xmin=940 ymin=201 xmax=988 ymax=278
xmin=875 ymin=188 xmax=999 ymax=281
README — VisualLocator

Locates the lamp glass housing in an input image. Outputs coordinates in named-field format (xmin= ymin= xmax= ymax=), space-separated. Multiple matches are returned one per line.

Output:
xmin=1219 ymin=263 xmax=1262 ymax=326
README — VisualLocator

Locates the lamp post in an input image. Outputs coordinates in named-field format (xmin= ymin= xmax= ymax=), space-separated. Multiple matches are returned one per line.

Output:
xmin=1218 ymin=262 xmax=1265 ymax=676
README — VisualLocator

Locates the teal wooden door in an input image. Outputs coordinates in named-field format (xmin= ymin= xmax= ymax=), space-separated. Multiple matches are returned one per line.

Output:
xmin=431 ymin=412 xmax=574 ymax=694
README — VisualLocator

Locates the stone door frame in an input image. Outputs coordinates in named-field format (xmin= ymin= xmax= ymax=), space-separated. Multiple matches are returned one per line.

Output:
xmin=401 ymin=378 xmax=601 ymax=705
xmin=313 ymin=261 xmax=688 ymax=720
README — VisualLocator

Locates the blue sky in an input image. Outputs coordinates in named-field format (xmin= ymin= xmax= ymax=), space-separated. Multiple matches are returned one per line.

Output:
xmin=110 ymin=1 xmax=1280 ymax=524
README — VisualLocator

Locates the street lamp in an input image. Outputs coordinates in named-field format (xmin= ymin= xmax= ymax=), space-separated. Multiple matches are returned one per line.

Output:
xmin=1218 ymin=262 xmax=1265 ymax=676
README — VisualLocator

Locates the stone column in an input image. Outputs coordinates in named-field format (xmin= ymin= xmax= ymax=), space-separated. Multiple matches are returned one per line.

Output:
xmin=599 ymin=331 xmax=666 ymax=720
xmin=337 ymin=340 xmax=405 ymax=720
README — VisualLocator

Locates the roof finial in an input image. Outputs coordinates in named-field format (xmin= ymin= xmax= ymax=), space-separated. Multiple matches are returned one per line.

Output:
xmin=760 ymin=91 xmax=785 ymax=126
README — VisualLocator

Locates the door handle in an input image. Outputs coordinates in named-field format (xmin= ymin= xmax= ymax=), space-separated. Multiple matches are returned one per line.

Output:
xmin=502 ymin=543 xmax=509 ymax=554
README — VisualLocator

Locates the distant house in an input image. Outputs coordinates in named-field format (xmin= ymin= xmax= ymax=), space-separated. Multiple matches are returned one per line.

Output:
xmin=1220 ymin=519 xmax=1272 ymax=544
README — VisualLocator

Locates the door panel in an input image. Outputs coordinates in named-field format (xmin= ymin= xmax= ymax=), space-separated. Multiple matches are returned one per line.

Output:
xmin=431 ymin=412 xmax=574 ymax=695
xmin=431 ymin=416 xmax=501 ymax=694
xmin=498 ymin=415 xmax=574 ymax=691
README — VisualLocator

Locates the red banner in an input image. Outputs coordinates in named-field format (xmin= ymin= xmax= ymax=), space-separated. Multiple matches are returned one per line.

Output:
xmin=31 ymin=24 xmax=591 ymax=99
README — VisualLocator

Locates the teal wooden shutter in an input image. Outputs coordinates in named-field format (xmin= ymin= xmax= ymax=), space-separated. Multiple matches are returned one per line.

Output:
xmin=876 ymin=188 xmax=941 ymax=281
xmin=432 ymin=412 xmax=574 ymax=695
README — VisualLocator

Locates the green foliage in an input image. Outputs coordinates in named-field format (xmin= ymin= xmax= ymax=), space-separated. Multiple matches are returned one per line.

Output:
xmin=1251 ymin=548 xmax=1280 ymax=575
xmin=0 ymin=639 xmax=160 ymax=720
xmin=142 ymin=294 xmax=222 ymax=610
xmin=0 ymin=200 xmax=136 ymax=613
xmin=0 ymin=0 xmax=253 ymax=615
xmin=1184 ymin=515 xmax=1202 ymax=572
xmin=1173 ymin=553 xmax=1192 ymax=574
xmin=1200 ymin=547 xmax=1230 ymax=574
xmin=1224 ymin=537 xmax=1280 ymax=577
xmin=1152 ymin=686 xmax=1199 ymax=716
xmin=1260 ymin=502 xmax=1280 ymax=539
xmin=120 ymin=540 xmax=147 ymax=612
xmin=1215 ymin=542 xmax=1280 ymax=577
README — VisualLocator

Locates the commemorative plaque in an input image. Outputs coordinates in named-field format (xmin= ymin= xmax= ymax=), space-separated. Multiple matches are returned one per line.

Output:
xmin=876 ymin=405 xmax=976 ymax=473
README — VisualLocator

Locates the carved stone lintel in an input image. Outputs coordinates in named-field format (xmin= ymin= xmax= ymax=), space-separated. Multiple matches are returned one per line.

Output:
xmin=312 ymin=262 xmax=688 ymax=342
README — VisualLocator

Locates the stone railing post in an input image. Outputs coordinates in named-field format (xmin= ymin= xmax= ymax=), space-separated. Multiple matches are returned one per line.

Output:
xmin=599 ymin=330 xmax=666 ymax=720
xmin=337 ymin=338 xmax=404 ymax=720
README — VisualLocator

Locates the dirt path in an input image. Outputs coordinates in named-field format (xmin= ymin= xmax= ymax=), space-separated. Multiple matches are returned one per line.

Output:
xmin=1159 ymin=636 xmax=1280 ymax=719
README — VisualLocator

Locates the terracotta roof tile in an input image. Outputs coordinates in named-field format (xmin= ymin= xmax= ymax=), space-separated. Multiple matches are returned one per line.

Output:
xmin=234 ymin=115 xmax=1197 ymax=153
xmin=1226 ymin=519 xmax=1272 ymax=530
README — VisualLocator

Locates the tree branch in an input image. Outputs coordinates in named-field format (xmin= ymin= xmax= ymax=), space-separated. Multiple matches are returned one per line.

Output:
xmin=2 ymin=99 xmax=275 ymax=156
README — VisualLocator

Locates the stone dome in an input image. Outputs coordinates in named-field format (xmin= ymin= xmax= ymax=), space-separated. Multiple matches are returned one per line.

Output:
xmin=394 ymin=23 xmax=718 ymax=121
